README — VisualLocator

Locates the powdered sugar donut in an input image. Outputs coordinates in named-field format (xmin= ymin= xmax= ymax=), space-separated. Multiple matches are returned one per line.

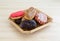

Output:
xmin=35 ymin=12 xmax=47 ymax=24
xmin=24 ymin=7 xmax=37 ymax=20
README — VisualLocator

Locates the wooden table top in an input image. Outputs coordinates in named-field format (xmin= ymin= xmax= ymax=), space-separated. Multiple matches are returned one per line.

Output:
xmin=0 ymin=0 xmax=60 ymax=41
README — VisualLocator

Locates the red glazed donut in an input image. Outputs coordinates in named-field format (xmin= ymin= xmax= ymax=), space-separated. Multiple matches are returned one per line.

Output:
xmin=10 ymin=11 xmax=25 ymax=19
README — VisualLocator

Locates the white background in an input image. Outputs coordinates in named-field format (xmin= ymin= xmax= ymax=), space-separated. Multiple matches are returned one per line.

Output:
xmin=0 ymin=0 xmax=60 ymax=41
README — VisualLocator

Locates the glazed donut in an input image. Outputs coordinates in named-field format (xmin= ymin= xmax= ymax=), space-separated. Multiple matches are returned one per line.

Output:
xmin=10 ymin=11 xmax=25 ymax=19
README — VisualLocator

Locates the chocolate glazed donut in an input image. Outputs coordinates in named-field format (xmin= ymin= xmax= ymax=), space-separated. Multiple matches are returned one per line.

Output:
xmin=20 ymin=20 xmax=37 ymax=30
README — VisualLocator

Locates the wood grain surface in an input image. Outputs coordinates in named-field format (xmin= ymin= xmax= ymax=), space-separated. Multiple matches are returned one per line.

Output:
xmin=0 ymin=0 xmax=60 ymax=41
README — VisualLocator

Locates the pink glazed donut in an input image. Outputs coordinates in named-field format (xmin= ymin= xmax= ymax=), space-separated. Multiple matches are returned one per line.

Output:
xmin=10 ymin=11 xmax=25 ymax=19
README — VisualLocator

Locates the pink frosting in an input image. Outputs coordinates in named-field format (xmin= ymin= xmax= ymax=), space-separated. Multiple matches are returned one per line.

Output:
xmin=10 ymin=11 xmax=24 ymax=18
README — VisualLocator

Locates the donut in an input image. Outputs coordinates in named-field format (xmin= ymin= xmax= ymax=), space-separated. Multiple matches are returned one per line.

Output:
xmin=20 ymin=20 xmax=37 ymax=30
xmin=10 ymin=11 xmax=25 ymax=19
xmin=35 ymin=12 xmax=47 ymax=24
xmin=14 ymin=18 xmax=22 ymax=24
xmin=24 ymin=7 xmax=37 ymax=20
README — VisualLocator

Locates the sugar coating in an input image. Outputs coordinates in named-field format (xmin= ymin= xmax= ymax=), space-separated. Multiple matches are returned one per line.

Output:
xmin=38 ymin=13 xmax=47 ymax=22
